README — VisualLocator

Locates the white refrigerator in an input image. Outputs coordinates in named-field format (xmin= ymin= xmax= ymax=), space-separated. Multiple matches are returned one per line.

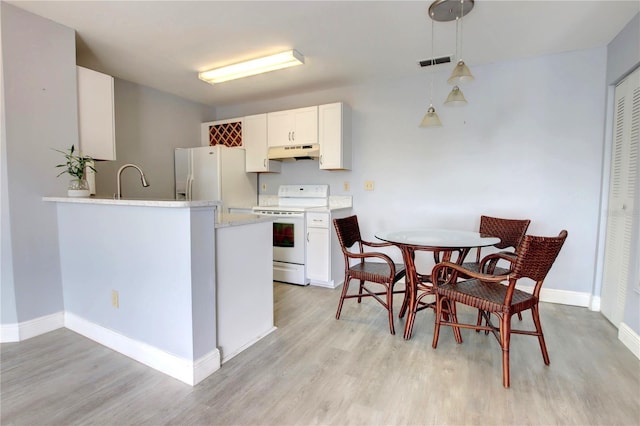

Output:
xmin=174 ymin=146 xmax=257 ymax=211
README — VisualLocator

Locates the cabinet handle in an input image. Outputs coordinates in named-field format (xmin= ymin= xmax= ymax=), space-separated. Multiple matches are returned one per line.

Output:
xmin=292 ymin=131 xmax=295 ymax=141
xmin=264 ymin=159 xmax=267 ymax=168
xmin=307 ymin=232 xmax=310 ymax=242
xmin=320 ymin=154 xmax=323 ymax=165
xmin=288 ymin=131 xmax=291 ymax=141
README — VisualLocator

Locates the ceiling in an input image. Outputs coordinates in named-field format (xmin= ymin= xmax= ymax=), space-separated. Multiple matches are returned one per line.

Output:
xmin=8 ymin=1 xmax=639 ymax=107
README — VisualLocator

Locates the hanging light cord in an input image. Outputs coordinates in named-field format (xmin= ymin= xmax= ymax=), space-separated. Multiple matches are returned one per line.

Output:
xmin=459 ymin=0 xmax=464 ymax=61
xmin=430 ymin=13 xmax=435 ymax=105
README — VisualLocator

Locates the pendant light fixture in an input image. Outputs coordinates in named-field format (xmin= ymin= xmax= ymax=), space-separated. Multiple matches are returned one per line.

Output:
xmin=420 ymin=11 xmax=442 ymax=128
xmin=429 ymin=0 xmax=474 ymax=105
xmin=447 ymin=0 xmax=474 ymax=85
xmin=444 ymin=85 xmax=467 ymax=105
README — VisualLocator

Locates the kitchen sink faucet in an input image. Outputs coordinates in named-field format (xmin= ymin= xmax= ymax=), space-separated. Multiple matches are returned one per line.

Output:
xmin=116 ymin=163 xmax=150 ymax=199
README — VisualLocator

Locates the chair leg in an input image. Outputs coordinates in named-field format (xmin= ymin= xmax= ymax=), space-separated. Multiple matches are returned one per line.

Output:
xmin=500 ymin=314 xmax=512 ymax=388
xmin=517 ymin=312 xmax=523 ymax=321
xmin=432 ymin=295 xmax=443 ymax=349
xmin=386 ymin=283 xmax=395 ymax=335
xmin=531 ymin=305 xmax=550 ymax=365
xmin=447 ymin=300 xmax=462 ymax=344
xmin=336 ymin=274 xmax=351 ymax=320
xmin=475 ymin=309 xmax=483 ymax=333
xmin=357 ymin=279 xmax=365 ymax=303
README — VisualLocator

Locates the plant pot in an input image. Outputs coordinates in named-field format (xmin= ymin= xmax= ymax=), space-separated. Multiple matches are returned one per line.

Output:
xmin=68 ymin=178 xmax=90 ymax=197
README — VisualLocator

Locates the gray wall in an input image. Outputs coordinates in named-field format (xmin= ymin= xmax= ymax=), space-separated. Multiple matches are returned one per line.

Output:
xmin=606 ymin=13 xmax=640 ymax=85
xmin=1 ymin=3 xmax=75 ymax=323
xmin=94 ymin=79 xmax=215 ymax=199
xmin=0 ymin=3 xmax=215 ymax=329
xmin=218 ymin=47 xmax=608 ymax=301
xmin=606 ymin=13 xmax=640 ymax=334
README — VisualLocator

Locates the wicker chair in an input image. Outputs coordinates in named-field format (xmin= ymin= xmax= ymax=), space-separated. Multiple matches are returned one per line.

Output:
xmin=431 ymin=230 xmax=568 ymax=388
xmin=462 ymin=215 xmax=531 ymax=323
xmin=333 ymin=215 xmax=407 ymax=335
xmin=461 ymin=215 xmax=531 ymax=275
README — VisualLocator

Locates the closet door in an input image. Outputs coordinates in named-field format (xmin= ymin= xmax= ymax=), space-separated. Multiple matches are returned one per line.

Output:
xmin=601 ymin=67 xmax=640 ymax=327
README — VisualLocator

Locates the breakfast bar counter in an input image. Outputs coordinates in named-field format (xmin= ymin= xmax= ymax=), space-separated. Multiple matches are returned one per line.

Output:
xmin=43 ymin=196 xmax=274 ymax=385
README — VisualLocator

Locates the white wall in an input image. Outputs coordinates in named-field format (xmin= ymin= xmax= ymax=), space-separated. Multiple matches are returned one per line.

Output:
xmin=1 ymin=3 xmax=75 ymax=325
xmin=218 ymin=47 xmax=608 ymax=298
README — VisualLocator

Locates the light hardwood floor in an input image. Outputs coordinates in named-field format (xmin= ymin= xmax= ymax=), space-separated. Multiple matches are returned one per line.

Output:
xmin=2 ymin=282 xmax=639 ymax=425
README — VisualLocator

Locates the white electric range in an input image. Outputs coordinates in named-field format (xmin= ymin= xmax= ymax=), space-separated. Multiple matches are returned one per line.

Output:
xmin=253 ymin=185 xmax=329 ymax=285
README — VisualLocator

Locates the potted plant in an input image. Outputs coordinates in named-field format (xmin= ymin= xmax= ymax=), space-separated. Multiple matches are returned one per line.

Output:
xmin=54 ymin=144 xmax=96 ymax=197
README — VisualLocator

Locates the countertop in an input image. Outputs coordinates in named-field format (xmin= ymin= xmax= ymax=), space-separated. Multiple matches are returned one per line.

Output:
xmin=215 ymin=213 xmax=273 ymax=229
xmin=43 ymin=196 xmax=221 ymax=208
xmin=43 ymin=196 xmax=272 ymax=228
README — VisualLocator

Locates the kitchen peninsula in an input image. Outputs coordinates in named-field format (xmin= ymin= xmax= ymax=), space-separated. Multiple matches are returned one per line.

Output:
xmin=44 ymin=196 xmax=275 ymax=385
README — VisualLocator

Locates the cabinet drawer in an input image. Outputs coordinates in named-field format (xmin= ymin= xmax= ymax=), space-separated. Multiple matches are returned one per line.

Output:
xmin=306 ymin=213 xmax=329 ymax=228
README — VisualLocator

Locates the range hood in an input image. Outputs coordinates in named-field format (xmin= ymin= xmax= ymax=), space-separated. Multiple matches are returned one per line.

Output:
xmin=267 ymin=144 xmax=320 ymax=161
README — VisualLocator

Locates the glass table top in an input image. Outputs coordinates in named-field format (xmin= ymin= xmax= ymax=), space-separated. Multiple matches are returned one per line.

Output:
xmin=376 ymin=228 xmax=501 ymax=248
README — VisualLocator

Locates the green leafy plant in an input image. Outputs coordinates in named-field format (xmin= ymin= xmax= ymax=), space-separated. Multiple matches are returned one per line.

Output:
xmin=54 ymin=145 xmax=96 ymax=180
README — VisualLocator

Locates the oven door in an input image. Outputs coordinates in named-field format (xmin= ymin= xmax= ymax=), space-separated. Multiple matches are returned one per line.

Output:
xmin=271 ymin=214 xmax=305 ymax=265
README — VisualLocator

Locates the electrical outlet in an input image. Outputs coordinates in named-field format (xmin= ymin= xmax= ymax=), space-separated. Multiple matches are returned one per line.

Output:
xmin=364 ymin=181 xmax=375 ymax=191
xmin=343 ymin=181 xmax=350 ymax=192
xmin=261 ymin=183 xmax=267 ymax=192
xmin=111 ymin=290 xmax=119 ymax=308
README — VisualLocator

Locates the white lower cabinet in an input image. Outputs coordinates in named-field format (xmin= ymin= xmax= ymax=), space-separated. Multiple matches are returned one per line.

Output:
xmin=307 ymin=219 xmax=330 ymax=282
xmin=306 ymin=210 xmax=351 ymax=288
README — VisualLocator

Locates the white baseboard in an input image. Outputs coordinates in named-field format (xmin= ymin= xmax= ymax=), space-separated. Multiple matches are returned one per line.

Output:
xmin=589 ymin=295 xmax=601 ymax=311
xmin=310 ymin=280 xmax=340 ymax=289
xmin=518 ymin=285 xmax=591 ymax=307
xmin=618 ymin=322 xmax=640 ymax=360
xmin=221 ymin=326 xmax=277 ymax=364
xmin=0 ymin=323 xmax=20 ymax=342
xmin=193 ymin=348 xmax=223 ymax=385
xmin=0 ymin=311 xmax=64 ymax=343
xmin=64 ymin=313 xmax=220 ymax=386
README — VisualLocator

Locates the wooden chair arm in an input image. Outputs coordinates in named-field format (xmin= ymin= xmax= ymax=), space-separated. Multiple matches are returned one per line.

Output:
xmin=432 ymin=261 xmax=509 ymax=285
xmin=345 ymin=251 xmax=397 ymax=271
xmin=480 ymin=252 xmax=516 ymax=274
xmin=362 ymin=240 xmax=394 ymax=248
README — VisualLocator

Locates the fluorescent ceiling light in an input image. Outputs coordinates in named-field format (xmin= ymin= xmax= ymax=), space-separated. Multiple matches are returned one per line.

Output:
xmin=198 ymin=50 xmax=304 ymax=84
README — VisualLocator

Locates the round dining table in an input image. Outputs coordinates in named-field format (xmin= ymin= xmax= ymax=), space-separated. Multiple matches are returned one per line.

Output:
xmin=376 ymin=228 xmax=501 ymax=340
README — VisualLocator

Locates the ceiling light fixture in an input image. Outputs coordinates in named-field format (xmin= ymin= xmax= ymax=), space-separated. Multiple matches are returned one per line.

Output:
xmin=429 ymin=0 xmax=474 ymax=105
xmin=198 ymin=50 xmax=304 ymax=84
xmin=420 ymin=11 xmax=442 ymax=128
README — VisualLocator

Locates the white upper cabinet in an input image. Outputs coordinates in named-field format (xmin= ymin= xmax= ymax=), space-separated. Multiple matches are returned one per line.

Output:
xmin=319 ymin=102 xmax=352 ymax=170
xmin=77 ymin=66 xmax=116 ymax=160
xmin=244 ymin=113 xmax=281 ymax=173
xmin=267 ymin=106 xmax=318 ymax=147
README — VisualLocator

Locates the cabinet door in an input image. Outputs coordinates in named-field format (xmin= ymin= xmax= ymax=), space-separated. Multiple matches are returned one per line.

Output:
xmin=319 ymin=103 xmax=351 ymax=170
xmin=267 ymin=110 xmax=295 ymax=147
xmin=244 ymin=114 xmax=282 ymax=173
xmin=291 ymin=106 xmax=318 ymax=145
xmin=307 ymin=226 xmax=330 ymax=282
xmin=318 ymin=102 xmax=351 ymax=170
xmin=77 ymin=66 xmax=115 ymax=160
